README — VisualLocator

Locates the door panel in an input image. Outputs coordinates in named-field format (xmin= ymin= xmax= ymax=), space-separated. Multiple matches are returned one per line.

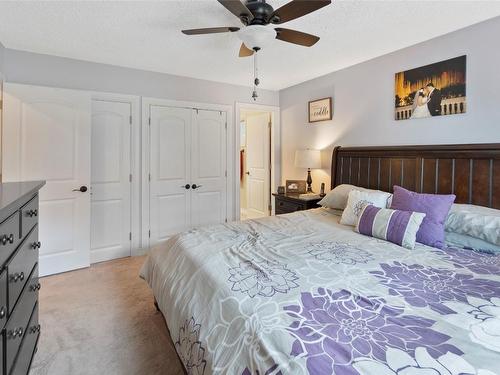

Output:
xmin=191 ymin=110 xmax=227 ymax=228
xmin=245 ymin=113 xmax=271 ymax=219
xmin=3 ymin=83 xmax=91 ymax=276
xmin=149 ymin=106 xmax=191 ymax=246
xmin=90 ymin=100 xmax=131 ymax=263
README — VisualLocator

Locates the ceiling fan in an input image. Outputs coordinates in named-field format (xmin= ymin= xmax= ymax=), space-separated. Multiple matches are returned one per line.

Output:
xmin=182 ymin=0 xmax=332 ymax=57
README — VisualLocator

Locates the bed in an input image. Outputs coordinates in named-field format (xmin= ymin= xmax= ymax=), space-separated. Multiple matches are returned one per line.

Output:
xmin=141 ymin=144 xmax=500 ymax=375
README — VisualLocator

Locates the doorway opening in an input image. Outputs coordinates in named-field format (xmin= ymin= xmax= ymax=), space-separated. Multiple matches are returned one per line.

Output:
xmin=239 ymin=110 xmax=273 ymax=220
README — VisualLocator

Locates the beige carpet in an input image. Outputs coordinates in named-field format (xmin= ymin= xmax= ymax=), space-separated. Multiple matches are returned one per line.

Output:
xmin=30 ymin=256 xmax=185 ymax=375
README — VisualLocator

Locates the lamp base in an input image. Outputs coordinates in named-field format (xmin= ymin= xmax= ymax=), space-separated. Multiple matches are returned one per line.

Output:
xmin=306 ymin=168 xmax=313 ymax=193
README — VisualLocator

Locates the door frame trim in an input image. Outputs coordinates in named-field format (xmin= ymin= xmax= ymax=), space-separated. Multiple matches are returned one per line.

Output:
xmin=235 ymin=102 xmax=281 ymax=219
xmin=141 ymin=97 xmax=234 ymax=252
xmin=90 ymin=92 xmax=142 ymax=256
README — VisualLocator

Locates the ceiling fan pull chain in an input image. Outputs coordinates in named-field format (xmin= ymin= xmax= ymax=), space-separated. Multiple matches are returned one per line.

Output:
xmin=252 ymin=50 xmax=259 ymax=101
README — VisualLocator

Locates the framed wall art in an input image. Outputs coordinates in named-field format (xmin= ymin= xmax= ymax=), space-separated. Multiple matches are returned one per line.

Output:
xmin=308 ymin=97 xmax=332 ymax=123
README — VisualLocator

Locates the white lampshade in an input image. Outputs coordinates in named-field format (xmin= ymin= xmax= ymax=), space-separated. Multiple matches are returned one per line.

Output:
xmin=295 ymin=149 xmax=321 ymax=169
xmin=238 ymin=25 xmax=277 ymax=50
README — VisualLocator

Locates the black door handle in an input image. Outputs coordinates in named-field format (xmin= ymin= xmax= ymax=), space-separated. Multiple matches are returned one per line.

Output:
xmin=191 ymin=184 xmax=203 ymax=190
xmin=183 ymin=184 xmax=191 ymax=190
xmin=73 ymin=186 xmax=88 ymax=193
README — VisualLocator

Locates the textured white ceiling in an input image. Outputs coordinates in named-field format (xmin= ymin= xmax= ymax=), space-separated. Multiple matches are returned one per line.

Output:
xmin=0 ymin=0 xmax=499 ymax=90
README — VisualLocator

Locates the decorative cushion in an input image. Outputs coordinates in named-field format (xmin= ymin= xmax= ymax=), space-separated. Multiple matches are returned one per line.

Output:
xmin=318 ymin=184 xmax=392 ymax=210
xmin=355 ymin=204 xmax=426 ymax=249
xmin=340 ymin=189 xmax=393 ymax=226
xmin=390 ymin=186 xmax=455 ymax=249
xmin=445 ymin=204 xmax=500 ymax=245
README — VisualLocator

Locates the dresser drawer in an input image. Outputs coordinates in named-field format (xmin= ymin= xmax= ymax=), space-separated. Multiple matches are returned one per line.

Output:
xmin=0 ymin=270 xmax=7 ymax=328
xmin=5 ymin=265 xmax=38 ymax=375
xmin=20 ymin=195 xmax=39 ymax=239
xmin=8 ymin=227 xmax=39 ymax=315
xmin=11 ymin=303 xmax=39 ymax=375
xmin=0 ymin=212 xmax=21 ymax=267
xmin=275 ymin=199 xmax=305 ymax=214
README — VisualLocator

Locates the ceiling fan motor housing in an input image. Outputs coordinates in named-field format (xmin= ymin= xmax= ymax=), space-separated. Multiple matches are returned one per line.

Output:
xmin=244 ymin=0 xmax=279 ymax=25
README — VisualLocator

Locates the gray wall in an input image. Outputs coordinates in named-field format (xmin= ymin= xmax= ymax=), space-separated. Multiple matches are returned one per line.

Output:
xmin=3 ymin=49 xmax=279 ymax=107
xmin=0 ymin=41 xmax=4 ymax=77
xmin=279 ymin=16 xmax=500 ymax=192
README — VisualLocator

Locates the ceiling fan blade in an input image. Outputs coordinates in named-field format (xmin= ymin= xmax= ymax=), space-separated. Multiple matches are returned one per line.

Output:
xmin=182 ymin=27 xmax=240 ymax=35
xmin=275 ymin=28 xmax=320 ymax=47
xmin=218 ymin=0 xmax=254 ymax=23
xmin=239 ymin=43 xmax=254 ymax=57
xmin=272 ymin=0 xmax=331 ymax=24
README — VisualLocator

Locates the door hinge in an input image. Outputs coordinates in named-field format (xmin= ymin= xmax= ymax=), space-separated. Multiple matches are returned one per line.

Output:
xmin=129 ymin=174 xmax=132 ymax=182
xmin=225 ymin=170 xmax=227 ymax=177
xmin=195 ymin=108 xmax=199 ymax=114
xmin=148 ymin=173 xmax=151 ymax=182
xmin=129 ymin=232 xmax=132 ymax=241
xmin=129 ymin=115 xmax=132 ymax=125
xmin=148 ymin=230 xmax=151 ymax=238
xmin=225 ymin=218 xmax=228 ymax=223
xmin=268 ymin=204 xmax=272 ymax=212
xmin=148 ymin=117 xmax=151 ymax=126
xmin=225 ymin=122 xmax=227 ymax=130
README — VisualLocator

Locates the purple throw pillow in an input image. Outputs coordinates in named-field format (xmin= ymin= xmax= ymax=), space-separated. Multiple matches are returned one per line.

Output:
xmin=390 ymin=186 xmax=456 ymax=249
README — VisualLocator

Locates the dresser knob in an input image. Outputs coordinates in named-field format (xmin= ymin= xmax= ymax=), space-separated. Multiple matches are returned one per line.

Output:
xmin=31 ymin=241 xmax=41 ymax=250
xmin=27 ymin=209 xmax=38 ymax=217
xmin=10 ymin=272 xmax=24 ymax=283
xmin=9 ymin=327 xmax=23 ymax=339
xmin=0 ymin=306 xmax=5 ymax=319
xmin=8 ymin=234 xmax=14 ymax=244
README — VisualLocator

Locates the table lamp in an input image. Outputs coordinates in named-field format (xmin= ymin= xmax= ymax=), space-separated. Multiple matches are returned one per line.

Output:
xmin=295 ymin=149 xmax=321 ymax=193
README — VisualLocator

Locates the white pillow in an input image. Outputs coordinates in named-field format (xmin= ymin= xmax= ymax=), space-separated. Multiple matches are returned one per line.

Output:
xmin=340 ymin=189 xmax=392 ymax=226
xmin=319 ymin=184 xmax=392 ymax=210
xmin=445 ymin=204 xmax=500 ymax=245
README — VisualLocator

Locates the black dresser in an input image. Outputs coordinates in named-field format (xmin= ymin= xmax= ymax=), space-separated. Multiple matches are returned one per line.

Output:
xmin=273 ymin=193 xmax=321 ymax=215
xmin=0 ymin=181 xmax=45 ymax=375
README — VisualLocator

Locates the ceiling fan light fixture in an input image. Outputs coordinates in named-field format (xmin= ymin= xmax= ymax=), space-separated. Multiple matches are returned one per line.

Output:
xmin=237 ymin=25 xmax=276 ymax=50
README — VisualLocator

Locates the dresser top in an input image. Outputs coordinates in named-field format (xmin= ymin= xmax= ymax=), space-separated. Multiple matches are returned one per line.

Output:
xmin=0 ymin=181 xmax=45 ymax=218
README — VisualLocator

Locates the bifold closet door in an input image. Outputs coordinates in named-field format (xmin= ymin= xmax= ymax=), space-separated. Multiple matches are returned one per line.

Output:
xmin=3 ymin=83 xmax=91 ymax=276
xmin=90 ymin=100 xmax=132 ymax=263
xmin=149 ymin=106 xmax=191 ymax=247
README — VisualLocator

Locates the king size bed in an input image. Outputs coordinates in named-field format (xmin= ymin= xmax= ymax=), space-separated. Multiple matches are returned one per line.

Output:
xmin=141 ymin=144 xmax=500 ymax=375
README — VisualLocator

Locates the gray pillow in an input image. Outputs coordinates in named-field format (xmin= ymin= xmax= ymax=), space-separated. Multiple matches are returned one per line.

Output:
xmin=318 ymin=184 xmax=391 ymax=210
xmin=445 ymin=231 xmax=500 ymax=253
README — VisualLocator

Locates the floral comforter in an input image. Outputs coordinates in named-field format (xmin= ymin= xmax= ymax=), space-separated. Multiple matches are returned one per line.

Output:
xmin=140 ymin=208 xmax=500 ymax=375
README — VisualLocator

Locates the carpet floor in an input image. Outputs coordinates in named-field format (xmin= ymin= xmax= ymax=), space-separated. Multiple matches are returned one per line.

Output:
xmin=29 ymin=256 xmax=185 ymax=375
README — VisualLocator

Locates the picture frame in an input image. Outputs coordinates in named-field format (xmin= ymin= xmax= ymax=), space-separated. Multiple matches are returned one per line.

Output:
xmin=308 ymin=97 xmax=332 ymax=123
xmin=394 ymin=55 xmax=466 ymax=121
xmin=286 ymin=180 xmax=307 ymax=194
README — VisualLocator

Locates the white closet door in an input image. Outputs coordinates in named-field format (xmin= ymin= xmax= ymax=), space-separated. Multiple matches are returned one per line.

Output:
xmin=191 ymin=110 xmax=227 ymax=227
xmin=246 ymin=113 xmax=271 ymax=219
xmin=149 ymin=106 xmax=191 ymax=247
xmin=90 ymin=100 xmax=131 ymax=263
xmin=3 ymin=83 xmax=91 ymax=276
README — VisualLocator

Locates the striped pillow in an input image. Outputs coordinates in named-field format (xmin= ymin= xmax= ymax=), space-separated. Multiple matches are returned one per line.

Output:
xmin=355 ymin=204 xmax=426 ymax=249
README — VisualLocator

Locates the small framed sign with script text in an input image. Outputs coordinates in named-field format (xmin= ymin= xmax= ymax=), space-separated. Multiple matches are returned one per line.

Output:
xmin=308 ymin=97 xmax=332 ymax=123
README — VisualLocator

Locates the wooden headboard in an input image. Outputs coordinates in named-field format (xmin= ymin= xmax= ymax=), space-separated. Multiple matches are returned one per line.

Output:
xmin=331 ymin=144 xmax=500 ymax=209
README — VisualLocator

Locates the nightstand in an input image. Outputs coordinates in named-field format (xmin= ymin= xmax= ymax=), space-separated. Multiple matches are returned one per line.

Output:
xmin=273 ymin=193 xmax=322 ymax=215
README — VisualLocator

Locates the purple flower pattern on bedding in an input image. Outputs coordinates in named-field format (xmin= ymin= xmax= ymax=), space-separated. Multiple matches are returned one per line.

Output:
xmin=284 ymin=288 xmax=461 ymax=375
xmin=308 ymin=242 xmax=374 ymax=265
xmin=228 ymin=259 xmax=299 ymax=298
xmin=371 ymin=262 xmax=500 ymax=314
xmin=241 ymin=364 xmax=282 ymax=375
xmin=175 ymin=317 xmax=207 ymax=375
xmin=436 ymin=246 xmax=500 ymax=275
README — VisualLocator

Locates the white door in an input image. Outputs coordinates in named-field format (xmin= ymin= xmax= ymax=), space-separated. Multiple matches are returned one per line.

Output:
xmin=191 ymin=110 xmax=227 ymax=227
xmin=245 ymin=112 xmax=271 ymax=219
xmin=148 ymin=106 xmax=227 ymax=247
xmin=149 ymin=106 xmax=191 ymax=247
xmin=90 ymin=100 xmax=131 ymax=263
xmin=3 ymin=83 xmax=91 ymax=276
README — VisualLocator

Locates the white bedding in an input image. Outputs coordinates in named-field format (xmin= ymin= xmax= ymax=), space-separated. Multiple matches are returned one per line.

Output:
xmin=140 ymin=208 xmax=500 ymax=375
